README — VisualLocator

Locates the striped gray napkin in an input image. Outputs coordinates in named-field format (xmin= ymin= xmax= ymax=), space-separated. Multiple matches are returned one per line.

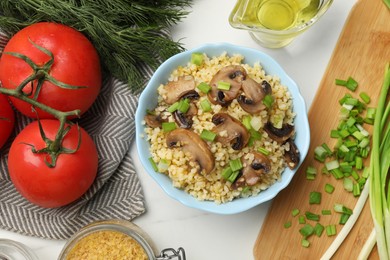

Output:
xmin=0 ymin=32 xmax=146 ymax=240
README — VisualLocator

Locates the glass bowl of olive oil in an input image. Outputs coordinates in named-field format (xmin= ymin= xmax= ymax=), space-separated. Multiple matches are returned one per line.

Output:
xmin=229 ymin=0 xmax=333 ymax=48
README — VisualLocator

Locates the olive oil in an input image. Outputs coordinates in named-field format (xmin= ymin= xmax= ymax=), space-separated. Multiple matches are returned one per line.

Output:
xmin=231 ymin=0 xmax=321 ymax=30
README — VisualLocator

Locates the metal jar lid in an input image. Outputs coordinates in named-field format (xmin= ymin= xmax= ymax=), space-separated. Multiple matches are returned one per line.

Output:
xmin=58 ymin=219 xmax=185 ymax=260
xmin=0 ymin=239 xmax=38 ymax=260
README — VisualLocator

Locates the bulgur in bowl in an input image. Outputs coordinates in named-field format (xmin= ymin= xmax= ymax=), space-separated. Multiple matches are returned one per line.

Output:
xmin=135 ymin=43 xmax=310 ymax=214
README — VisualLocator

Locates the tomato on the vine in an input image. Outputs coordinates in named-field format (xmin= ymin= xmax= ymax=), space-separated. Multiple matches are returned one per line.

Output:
xmin=8 ymin=119 xmax=98 ymax=208
xmin=0 ymin=22 xmax=101 ymax=119
xmin=0 ymin=93 xmax=15 ymax=149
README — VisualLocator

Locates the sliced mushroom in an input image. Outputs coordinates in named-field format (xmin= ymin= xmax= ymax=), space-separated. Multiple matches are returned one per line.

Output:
xmin=166 ymin=128 xmax=215 ymax=174
xmin=208 ymin=65 xmax=247 ymax=106
xmin=232 ymin=152 xmax=271 ymax=189
xmin=172 ymin=102 xmax=198 ymax=129
xmin=284 ymin=138 xmax=300 ymax=169
xmin=144 ymin=114 xmax=165 ymax=128
xmin=264 ymin=121 xmax=295 ymax=143
xmin=212 ymin=113 xmax=249 ymax=150
xmin=237 ymin=79 xmax=272 ymax=114
xmin=163 ymin=75 xmax=196 ymax=104
xmin=173 ymin=111 xmax=193 ymax=129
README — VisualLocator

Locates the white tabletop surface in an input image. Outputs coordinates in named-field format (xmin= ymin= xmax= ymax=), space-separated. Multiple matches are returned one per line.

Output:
xmin=0 ymin=0 xmax=357 ymax=259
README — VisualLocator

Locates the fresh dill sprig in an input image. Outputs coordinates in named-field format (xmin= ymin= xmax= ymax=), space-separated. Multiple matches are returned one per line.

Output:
xmin=0 ymin=0 xmax=192 ymax=93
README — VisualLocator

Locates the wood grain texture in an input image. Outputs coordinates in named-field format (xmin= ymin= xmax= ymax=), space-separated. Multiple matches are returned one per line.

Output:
xmin=254 ymin=0 xmax=389 ymax=259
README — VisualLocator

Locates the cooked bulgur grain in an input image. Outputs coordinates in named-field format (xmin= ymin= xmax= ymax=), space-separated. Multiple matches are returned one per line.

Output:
xmin=66 ymin=230 xmax=147 ymax=260
xmin=143 ymin=53 xmax=296 ymax=204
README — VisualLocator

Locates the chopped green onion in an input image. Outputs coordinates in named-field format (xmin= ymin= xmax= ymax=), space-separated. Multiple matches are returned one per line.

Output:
xmin=335 ymin=78 xmax=348 ymax=86
xmin=262 ymin=94 xmax=274 ymax=109
xmin=217 ymin=81 xmax=231 ymax=90
xmin=200 ymin=99 xmax=212 ymax=112
xmin=346 ymin=77 xmax=358 ymax=91
xmin=322 ymin=209 xmax=332 ymax=215
xmin=309 ymin=191 xmax=322 ymax=205
xmin=250 ymin=116 xmax=262 ymax=131
xmin=359 ymin=92 xmax=371 ymax=104
xmin=362 ymin=167 xmax=370 ymax=178
xmin=306 ymin=166 xmax=317 ymax=180
xmin=301 ymin=239 xmax=310 ymax=248
xmin=339 ymin=93 xmax=352 ymax=104
xmin=167 ymin=102 xmax=179 ymax=113
xmin=314 ymin=223 xmax=325 ymax=237
xmin=191 ymin=52 xmax=204 ymax=65
xmin=330 ymin=130 xmax=340 ymax=138
xmin=322 ymin=143 xmax=333 ymax=156
xmin=299 ymin=215 xmax=306 ymax=224
xmin=284 ymin=221 xmax=292 ymax=229
xmin=338 ymin=129 xmax=350 ymax=139
xmin=358 ymin=137 xmax=370 ymax=148
xmin=227 ymin=170 xmax=240 ymax=183
xmin=305 ymin=211 xmax=320 ymax=221
xmin=345 ymin=97 xmax=358 ymax=106
xmin=334 ymin=204 xmax=353 ymax=215
xmin=314 ymin=146 xmax=328 ymax=162
xmin=197 ymin=82 xmax=211 ymax=93
xmin=162 ymin=122 xmax=176 ymax=132
xmin=177 ymin=98 xmax=190 ymax=113
xmin=292 ymin=208 xmax=300 ymax=217
xmin=157 ymin=159 xmax=170 ymax=172
xmin=355 ymin=156 xmax=363 ymax=170
xmin=221 ymin=167 xmax=233 ymax=180
xmin=325 ymin=183 xmax=335 ymax=194
xmin=326 ymin=160 xmax=340 ymax=171
xmin=343 ymin=177 xmax=354 ymax=192
xmin=352 ymin=131 xmax=365 ymax=141
xmin=258 ymin=147 xmax=270 ymax=156
xmin=326 ymin=225 xmax=337 ymax=236
xmin=249 ymin=129 xmax=262 ymax=141
xmin=148 ymin=157 xmax=158 ymax=172
xmin=346 ymin=117 xmax=356 ymax=127
xmin=242 ymin=115 xmax=252 ymax=130
xmin=299 ymin=224 xmax=314 ymax=237
xmin=200 ymin=129 xmax=216 ymax=142
xmin=339 ymin=214 xmax=350 ymax=225
xmin=353 ymin=183 xmax=361 ymax=197
xmin=331 ymin=169 xmax=344 ymax=179
xmin=229 ymin=158 xmax=243 ymax=172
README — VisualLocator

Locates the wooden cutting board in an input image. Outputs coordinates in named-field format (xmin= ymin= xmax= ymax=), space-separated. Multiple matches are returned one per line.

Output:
xmin=254 ymin=0 xmax=390 ymax=259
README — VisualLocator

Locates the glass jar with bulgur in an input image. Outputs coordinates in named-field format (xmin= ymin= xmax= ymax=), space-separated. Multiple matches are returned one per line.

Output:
xmin=58 ymin=219 xmax=186 ymax=260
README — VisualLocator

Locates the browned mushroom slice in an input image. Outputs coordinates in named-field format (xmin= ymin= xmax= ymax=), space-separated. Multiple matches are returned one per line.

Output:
xmin=237 ymin=79 xmax=272 ymax=114
xmin=172 ymin=102 xmax=198 ymax=129
xmin=232 ymin=152 xmax=271 ymax=189
xmin=173 ymin=111 xmax=193 ymax=129
xmin=144 ymin=114 xmax=165 ymax=128
xmin=264 ymin=121 xmax=295 ymax=143
xmin=212 ymin=113 xmax=249 ymax=150
xmin=163 ymin=75 xmax=196 ymax=104
xmin=166 ymin=128 xmax=215 ymax=174
xmin=284 ymin=138 xmax=300 ymax=169
xmin=207 ymin=65 xmax=247 ymax=106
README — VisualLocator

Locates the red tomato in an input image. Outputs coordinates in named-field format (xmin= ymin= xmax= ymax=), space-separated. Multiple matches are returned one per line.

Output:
xmin=0 ymin=93 xmax=15 ymax=149
xmin=8 ymin=119 xmax=98 ymax=208
xmin=0 ymin=22 xmax=101 ymax=119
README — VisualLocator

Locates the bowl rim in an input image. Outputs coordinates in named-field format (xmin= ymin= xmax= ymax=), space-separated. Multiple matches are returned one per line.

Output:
xmin=135 ymin=42 xmax=310 ymax=214
xmin=229 ymin=0 xmax=334 ymax=35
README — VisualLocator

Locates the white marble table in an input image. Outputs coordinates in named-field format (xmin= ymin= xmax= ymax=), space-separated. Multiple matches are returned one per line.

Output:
xmin=0 ymin=0 xmax=357 ymax=259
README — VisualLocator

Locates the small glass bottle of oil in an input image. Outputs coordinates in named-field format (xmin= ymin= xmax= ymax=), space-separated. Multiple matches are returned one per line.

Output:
xmin=230 ymin=0 xmax=320 ymax=31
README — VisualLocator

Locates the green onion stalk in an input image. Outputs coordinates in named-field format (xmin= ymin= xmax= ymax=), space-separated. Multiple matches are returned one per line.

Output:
xmin=369 ymin=63 xmax=390 ymax=259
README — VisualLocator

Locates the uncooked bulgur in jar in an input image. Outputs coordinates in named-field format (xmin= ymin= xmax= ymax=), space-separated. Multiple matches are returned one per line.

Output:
xmin=65 ymin=230 xmax=148 ymax=260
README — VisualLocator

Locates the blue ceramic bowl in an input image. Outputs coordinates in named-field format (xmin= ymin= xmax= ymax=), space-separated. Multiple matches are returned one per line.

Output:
xmin=135 ymin=43 xmax=310 ymax=214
